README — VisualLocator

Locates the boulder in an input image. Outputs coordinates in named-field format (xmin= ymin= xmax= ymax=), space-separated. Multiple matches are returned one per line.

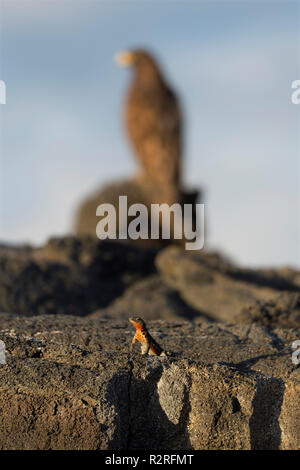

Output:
xmin=155 ymin=246 xmax=300 ymax=326
xmin=74 ymin=179 xmax=200 ymax=247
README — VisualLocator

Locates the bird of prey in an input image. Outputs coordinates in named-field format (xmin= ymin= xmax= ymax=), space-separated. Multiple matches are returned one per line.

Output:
xmin=115 ymin=49 xmax=182 ymax=204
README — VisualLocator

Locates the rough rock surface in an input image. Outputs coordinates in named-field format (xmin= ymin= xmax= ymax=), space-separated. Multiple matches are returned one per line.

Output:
xmin=0 ymin=315 xmax=299 ymax=450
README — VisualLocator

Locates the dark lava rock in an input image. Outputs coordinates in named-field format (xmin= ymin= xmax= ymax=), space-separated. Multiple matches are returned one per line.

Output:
xmin=239 ymin=293 xmax=300 ymax=328
xmin=155 ymin=246 xmax=300 ymax=327
xmin=91 ymin=274 xmax=209 ymax=322
xmin=0 ymin=236 xmax=157 ymax=316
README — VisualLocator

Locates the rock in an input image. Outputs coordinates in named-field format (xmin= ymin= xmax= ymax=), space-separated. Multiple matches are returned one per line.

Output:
xmin=155 ymin=246 xmax=300 ymax=326
xmin=91 ymin=274 xmax=209 ymax=322
xmin=75 ymin=180 xmax=149 ymax=238
xmin=0 ymin=314 xmax=299 ymax=449
xmin=1 ymin=238 xmax=300 ymax=329
xmin=74 ymin=179 xmax=200 ymax=246
xmin=239 ymin=293 xmax=300 ymax=328
xmin=0 ymin=237 xmax=157 ymax=316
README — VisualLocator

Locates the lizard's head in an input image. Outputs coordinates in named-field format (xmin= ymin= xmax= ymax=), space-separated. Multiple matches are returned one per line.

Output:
xmin=129 ymin=317 xmax=146 ymax=329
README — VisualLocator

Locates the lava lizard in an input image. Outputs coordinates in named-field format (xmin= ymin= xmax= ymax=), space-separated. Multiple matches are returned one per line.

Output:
xmin=129 ymin=317 xmax=170 ymax=357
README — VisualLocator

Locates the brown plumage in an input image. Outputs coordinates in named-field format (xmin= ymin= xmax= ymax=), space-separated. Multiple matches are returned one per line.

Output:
xmin=115 ymin=49 xmax=182 ymax=204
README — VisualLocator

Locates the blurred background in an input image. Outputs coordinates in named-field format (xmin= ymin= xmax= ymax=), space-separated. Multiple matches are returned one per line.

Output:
xmin=0 ymin=0 xmax=299 ymax=267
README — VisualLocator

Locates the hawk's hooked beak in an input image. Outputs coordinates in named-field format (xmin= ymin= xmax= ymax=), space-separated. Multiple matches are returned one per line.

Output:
xmin=114 ymin=50 xmax=135 ymax=67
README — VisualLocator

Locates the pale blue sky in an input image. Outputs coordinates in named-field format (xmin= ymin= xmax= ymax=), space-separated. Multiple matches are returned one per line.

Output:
xmin=0 ymin=0 xmax=299 ymax=267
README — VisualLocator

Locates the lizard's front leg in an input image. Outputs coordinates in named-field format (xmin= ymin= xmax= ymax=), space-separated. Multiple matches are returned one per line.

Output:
xmin=130 ymin=334 xmax=137 ymax=351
